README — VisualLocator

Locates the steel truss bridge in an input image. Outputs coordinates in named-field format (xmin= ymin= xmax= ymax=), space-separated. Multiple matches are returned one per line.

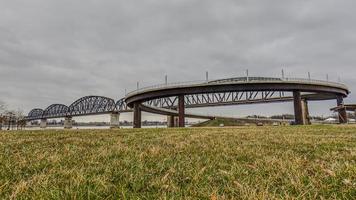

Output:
xmin=26 ymin=91 xmax=295 ymax=120
xmin=26 ymin=96 xmax=127 ymax=121
xmin=25 ymin=77 xmax=350 ymax=128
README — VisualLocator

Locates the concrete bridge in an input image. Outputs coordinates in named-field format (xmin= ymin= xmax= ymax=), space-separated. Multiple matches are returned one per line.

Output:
xmin=25 ymin=77 xmax=350 ymax=128
xmin=125 ymin=77 xmax=350 ymax=128
xmin=330 ymin=104 xmax=356 ymax=122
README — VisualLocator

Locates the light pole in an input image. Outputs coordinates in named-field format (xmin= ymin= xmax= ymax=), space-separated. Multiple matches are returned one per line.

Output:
xmin=281 ymin=69 xmax=285 ymax=79
xmin=246 ymin=69 xmax=249 ymax=81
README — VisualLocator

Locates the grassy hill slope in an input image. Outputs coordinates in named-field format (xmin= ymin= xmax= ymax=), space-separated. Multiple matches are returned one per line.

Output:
xmin=192 ymin=117 xmax=287 ymax=127
xmin=0 ymin=126 xmax=355 ymax=199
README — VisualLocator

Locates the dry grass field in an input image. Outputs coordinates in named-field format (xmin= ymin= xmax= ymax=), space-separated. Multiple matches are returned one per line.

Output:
xmin=0 ymin=126 xmax=355 ymax=199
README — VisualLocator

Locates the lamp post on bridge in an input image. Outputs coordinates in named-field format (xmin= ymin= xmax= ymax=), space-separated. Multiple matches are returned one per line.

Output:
xmin=246 ymin=69 xmax=249 ymax=82
xmin=206 ymin=71 xmax=209 ymax=83
xmin=281 ymin=69 xmax=285 ymax=80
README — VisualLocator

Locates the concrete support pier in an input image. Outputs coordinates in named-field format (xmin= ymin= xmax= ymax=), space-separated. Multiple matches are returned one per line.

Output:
xmin=64 ymin=117 xmax=73 ymax=129
xmin=293 ymin=91 xmax=304 ymax=125
xmin=167 ymin=115 xmax=179 ymax=127
xmin=110 ymin=112 xmax=120 ymax=128
xmin=133 ymin=102 xmax=142 ymax=128
xmin=178 ymin=95 xmax=185 ymax=127
xmin=302 ymin=99 xmax=311 ymax=125
xmin=167 ymin=115 xmax=175 ymax=128
xmin=336 ymin=95 xmax=347 ymax=123
xmin=40 ymin=119 xmax=47 ymax=129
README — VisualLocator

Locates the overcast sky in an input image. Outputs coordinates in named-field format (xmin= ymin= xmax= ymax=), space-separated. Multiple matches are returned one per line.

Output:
xmin=1 ymin=0 xmax=355 ymax=120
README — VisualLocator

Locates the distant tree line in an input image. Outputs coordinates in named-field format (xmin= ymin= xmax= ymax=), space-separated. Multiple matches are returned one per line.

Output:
xmin=0 ymin=100 xmax=26 ymax=130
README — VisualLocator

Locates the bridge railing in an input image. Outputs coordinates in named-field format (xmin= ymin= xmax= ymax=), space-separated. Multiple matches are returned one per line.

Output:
xmin=283 ymin=77 xmax=348 ymax=87
xmin=126 ymin=77 xmax=348 ymax=96
xmin=127 ymin=80 xmax=207 ymax=96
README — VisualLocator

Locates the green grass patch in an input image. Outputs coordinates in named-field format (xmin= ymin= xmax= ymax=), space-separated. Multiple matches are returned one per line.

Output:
xmin=192 ymin=118 xmax=247 ymax=127
xmin=0 ymin=126 xmax=355 ymax=199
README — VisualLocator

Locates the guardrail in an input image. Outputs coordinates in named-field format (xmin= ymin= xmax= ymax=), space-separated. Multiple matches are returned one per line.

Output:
xmin=126 ymin=77 xmax=348 ymax=97
xmin=127 ymin=80 xmax=207 ymax=96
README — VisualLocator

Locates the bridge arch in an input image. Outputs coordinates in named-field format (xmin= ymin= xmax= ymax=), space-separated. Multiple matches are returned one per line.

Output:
xmin=69 ymin=96 xmax=116 ymax=116
xmin=27 ymin=108 xmax=44 ymax=120
xmin=116 ymin=98 xmax=130 ymax=112
xmin=43 ymin=104 xmax=69 ymax=118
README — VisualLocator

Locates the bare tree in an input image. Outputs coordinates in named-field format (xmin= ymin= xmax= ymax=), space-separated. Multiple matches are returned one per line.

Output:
xmin=15 ymin=109 xmax=26 ymax=130
xmin=0 ymin=101 xmax=27 ymax=130
xmin=0 ymin=100 xmax=6 ymax=130
xmin=0 ymin=100 xmax=6 ymax=114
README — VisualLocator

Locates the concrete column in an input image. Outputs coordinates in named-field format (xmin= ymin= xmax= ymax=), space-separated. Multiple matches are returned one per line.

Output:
xmin=110 ymin=112 xmax=120 ymax=128
xmin=167 ymin=115 xmax=175 ymax=128
xmin=133 ymin=102 xmax=141 ymax=128
xmin=175 ymin=116 xmax=179 ymax=127
xmin=40 ymin=119 xmax=47 ymax=129
xmin=178 ymin=95 xmax=185 ymax=127
xmin=64 ymin=117 xmax=73 ymax=129
xmin=336 ymin=95 xmax=347 ymax=124
xmin=167 ymin=115 xmax=179 ymax=127
xmin=302 ymin=99 xmax=311 ymax=125
xmin=293 ymin=91 xmax=304 ymax=125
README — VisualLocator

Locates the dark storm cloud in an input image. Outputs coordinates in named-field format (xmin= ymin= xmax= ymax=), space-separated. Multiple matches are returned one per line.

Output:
xmin=1 ymin=0 xmax=356 ymax=116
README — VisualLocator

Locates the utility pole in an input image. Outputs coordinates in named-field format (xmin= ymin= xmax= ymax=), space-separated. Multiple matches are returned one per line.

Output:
xmin=308 ymin=72 xmax=311 ymax=80
xmin=165 ymin=75 xmax=168 ymax=85
xmin=206 ymin=71 xmax=209 ymax=82
xmin=326 ymin=74 xmax=329 ymax=82
xmin=137 ymin=82 xmax=139 ymax=90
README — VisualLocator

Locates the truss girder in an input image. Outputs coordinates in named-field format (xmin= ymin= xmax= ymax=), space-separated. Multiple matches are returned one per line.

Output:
xmin=26 ymin=91 xmax=292 ymax=120
xmin=69 ymin=96 xmax=116 ymax=116
xmin=142 ymin=91 xmax=292 ymax=109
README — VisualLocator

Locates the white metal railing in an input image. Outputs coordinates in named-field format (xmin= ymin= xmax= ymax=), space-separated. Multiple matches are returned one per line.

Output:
xmin=126 ymin=80 xmax=207 ymax=96
xmin=284 ymin=78 xmax=348 ymax=88
xmin=126 ymin=77 xmax=348 ymax=97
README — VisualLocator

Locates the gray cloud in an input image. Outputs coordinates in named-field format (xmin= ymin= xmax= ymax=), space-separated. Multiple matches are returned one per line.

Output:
xmin=1 ymin=0 xmax=356 ymax=118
